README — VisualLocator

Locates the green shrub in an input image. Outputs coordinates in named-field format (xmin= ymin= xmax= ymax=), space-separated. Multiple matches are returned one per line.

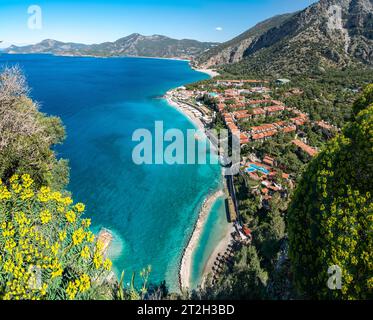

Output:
xmin=288 ymin=85 xmax=373 ymax=299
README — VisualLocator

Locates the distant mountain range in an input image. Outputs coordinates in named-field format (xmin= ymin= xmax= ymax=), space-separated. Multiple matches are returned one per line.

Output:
xmin=5 ymin=0 xmax=372 ymax=75
xmin=196 ymin=0 xmax=373 ymax=75
xmin=4 ymin=33 xmax=218 ymax=59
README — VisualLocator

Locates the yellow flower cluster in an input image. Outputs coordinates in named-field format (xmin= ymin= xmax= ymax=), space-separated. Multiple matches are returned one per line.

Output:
xmin=0 ymin=181 xmax=11 ymax=200
xmin=40 ymin=210 xmax=52 ymax=224
xmin=72 ymin=228 xmax=85 ymax=246
xmin=65 ymin=274 xmax=91 ymax=300
xmin=0 ymin=174 xmax=114 ymax=300
xmin=65 ymin=210 xmax=76 ymax=223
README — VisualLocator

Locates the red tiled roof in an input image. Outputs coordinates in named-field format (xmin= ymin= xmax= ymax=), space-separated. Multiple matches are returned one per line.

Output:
xmin=251 ymin=123 xmax=277 ymax=132
xmin=251 ymin=108 xmax=266 ymax=115
xmin=218 ymin=79 xmax=269 ymax=84
xmin=252 ymin=130 xmax=278 ymax=140
xmin=265 ymin=105 xmax=285 ymax=113
xmin=240 ymin=133 xmax=250 ymax=145
xmin=218 ymin=103 xmax=226 ymax=112
xmin=247 ymin=99 xmax=271 ymax=105
xmin=283 ymin=125 xmax=296 ymax=133
xmin=291 ymin=117 xmax=308 ymax=126
xmin=263 ymin=155 xmax=275 ymax=166
xmin=242 ymin=225 xmax=252 ymax=236
xmin=233 ymin=110 xmax=251 ymax=120
xmin=316 ymin=121 xmax=334 ymax=130
xmin=292 ymin=139 xmax=318 ymax=157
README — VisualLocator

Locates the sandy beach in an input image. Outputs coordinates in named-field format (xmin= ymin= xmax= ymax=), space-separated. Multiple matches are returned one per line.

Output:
xmin=165 ymin=95 xmax=206 ymax=132
xmin=192 ymin=67 xmax=220 ymax=78
xmin=179 ymin=189 xmax=225 ymax=291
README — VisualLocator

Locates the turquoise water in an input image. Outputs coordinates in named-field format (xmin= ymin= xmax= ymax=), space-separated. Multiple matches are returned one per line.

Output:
xmin=0 ymin=54 xmax=223 ymax=291
xmin=190 ymin=196 xmax=230 ymax=289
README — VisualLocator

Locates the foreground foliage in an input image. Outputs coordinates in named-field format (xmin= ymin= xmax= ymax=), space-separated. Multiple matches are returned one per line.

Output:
xmin=0 ymin=66 xmax=68 ymax=190
xmin=288 ymin=84 xmax=373 ymax=299
xmin=0 ymin=174 xmax=114 ymax=300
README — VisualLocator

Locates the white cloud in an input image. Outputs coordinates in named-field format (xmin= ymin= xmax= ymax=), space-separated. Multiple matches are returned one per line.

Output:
xmin=215 ymin=27 xmax=223 ymax=31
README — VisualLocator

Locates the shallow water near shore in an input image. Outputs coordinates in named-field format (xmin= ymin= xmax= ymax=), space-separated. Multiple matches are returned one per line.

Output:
xmin=190 ymin=196 xmax=230 ymax=289
xmin=0 ymin=54 xmax=222 ymax=292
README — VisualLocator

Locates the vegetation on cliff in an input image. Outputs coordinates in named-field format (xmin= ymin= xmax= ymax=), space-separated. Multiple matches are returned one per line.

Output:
xmin=0 ymin=66 xmax=68 ymax=190
xmin=288 ymin=84 xmax=373 ymax=299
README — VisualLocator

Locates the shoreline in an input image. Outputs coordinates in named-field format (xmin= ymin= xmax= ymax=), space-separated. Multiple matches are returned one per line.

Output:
xmin=191 ymin=67 xmax=220 ymax=78
xmin=4 ymin=52 xmax=220 ymax=78
xmin=200 ymin=224 xmax=234 ymax=289
xmin=164 ymin=95 xmax=206 ymax=132
xmin=166 ymin=65 xmax=222 ymax=291
xmin=179 ymin=189 xmax=225 ymax=291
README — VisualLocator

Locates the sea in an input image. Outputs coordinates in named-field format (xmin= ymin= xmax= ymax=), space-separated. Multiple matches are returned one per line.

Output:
xmin=0 ymin=54 xmax=228 ymax=292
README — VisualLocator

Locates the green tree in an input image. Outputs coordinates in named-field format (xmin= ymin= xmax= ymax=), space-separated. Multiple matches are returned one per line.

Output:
xmin=0 ymin=66 xmax=68 ymax=190
xmin=287 ymin=85 xmax=373 ymax=299
xmin=202 ymin=246 xmax=268 ymax=300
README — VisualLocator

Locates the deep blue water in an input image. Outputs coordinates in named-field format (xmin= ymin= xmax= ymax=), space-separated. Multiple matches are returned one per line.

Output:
xmin=0 ymin=54 xmax=223 ymax=291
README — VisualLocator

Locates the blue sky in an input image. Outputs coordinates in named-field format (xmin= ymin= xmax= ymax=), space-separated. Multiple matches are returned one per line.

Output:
xmin=0 ymin=0 xmax=317 ymax=46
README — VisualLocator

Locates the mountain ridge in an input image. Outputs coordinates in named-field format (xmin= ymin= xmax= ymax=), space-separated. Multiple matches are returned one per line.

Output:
xmin=197 ymin=0 xmax=373 ymax=75
xmin=4 ymin=33 xmax=219 ymax=59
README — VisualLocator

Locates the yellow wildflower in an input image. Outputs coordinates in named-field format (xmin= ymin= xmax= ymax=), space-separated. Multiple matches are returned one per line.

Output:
xmin=72 ymin=228 xmax=85 ymax=246
xmin=10 ymin=174 xmax=19 ymax=183
xmin=21 ymin=174 xmax=33 ymax=188
xmin=62 ymin=197 xmax=73 ymax=206
xmin=40 ymin=210 xmax=52 ymax=224
xmin=40 ymin=283 xmax=48 ymax=296
xmin=103 ymin=258 xmax=112 ymax=271
xmin=75 ymin=203 xmax=85 ymax=213
xmin=20 ymin=188 xmax=34 ymax=201
xmin=0 ymin=185 xmax=11 ymax=200
xmin=5 ymin=239 xmax=17 ymax=253
xmin=65 ymin=210 xmax=76 ymax=223
xmin=66 ymin=281 xmax=78 ymax=300
xmin=51 ymin=242 xmax=60 ymax=256
xmin=93 ymin=251 xmax=103 ymax=269
xmin=82 ymin=218 xmax=91 ymax=228
xmin=81 ymin=246 xmax=90 ymax=259
xmin=11 ymin=182 xmax=22 ymax=194
xmin=85 ymin=231 xmax=95 ymax=243
xmin=78 ymin=274 xmax=91 ymax=293
xmin=59 ymin=230 xmax=67 ymax=242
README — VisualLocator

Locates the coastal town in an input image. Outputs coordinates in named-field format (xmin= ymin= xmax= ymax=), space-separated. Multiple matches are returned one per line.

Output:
xmin=166 ymin=75 xmax=339 ymax=291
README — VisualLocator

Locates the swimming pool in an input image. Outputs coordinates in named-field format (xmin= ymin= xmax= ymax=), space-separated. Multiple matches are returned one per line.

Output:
xmin=246 ymin=164 xmax=269 ymax=175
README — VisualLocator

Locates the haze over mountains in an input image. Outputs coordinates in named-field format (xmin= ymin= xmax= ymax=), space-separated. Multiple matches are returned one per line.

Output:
xmin=4 ymin=0 xmax=373 ymax=75
xmin=4 ymin=33 xmax=218 ymax=59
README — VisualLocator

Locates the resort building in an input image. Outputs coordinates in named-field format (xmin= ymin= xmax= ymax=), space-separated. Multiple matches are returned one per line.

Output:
xmin=292 ymin=139 xmax=318 ymax=157
xmin=265 ymin=105 xmax=286 ymax=114
xmin=217 ymin=79 xmax=269 ymax=87
xmin=263 ymin=155 xmax=275 ymax=167
xmin=276 ymin=79 xmax=291 ymax=85
xmin=291 ymin=116 xmax=308 ymax=126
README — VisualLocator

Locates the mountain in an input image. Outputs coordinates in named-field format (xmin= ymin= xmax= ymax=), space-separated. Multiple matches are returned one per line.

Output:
xmin=195 ymin=13 xmax=295 ymax=67
xmin=197 ymin=0 xmax=373 ymax=75
xmin=4 ymin=34 xmax=218 ymax=59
